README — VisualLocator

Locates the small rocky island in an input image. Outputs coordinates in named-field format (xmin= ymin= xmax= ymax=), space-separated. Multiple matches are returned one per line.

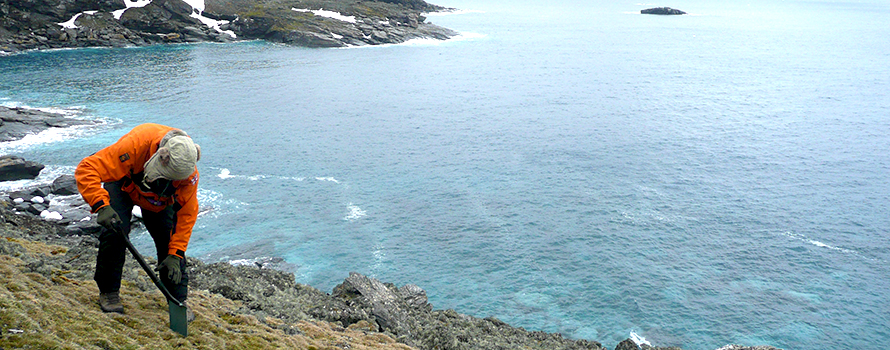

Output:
xmin=0 ymin=0 xmax=459 ymax=54
xmin=641 ymin=7 xmax=687 ymax=15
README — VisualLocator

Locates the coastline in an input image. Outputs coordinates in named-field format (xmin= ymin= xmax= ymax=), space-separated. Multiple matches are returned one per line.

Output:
xmin=0 ymin=0 xmax=460 ymax=55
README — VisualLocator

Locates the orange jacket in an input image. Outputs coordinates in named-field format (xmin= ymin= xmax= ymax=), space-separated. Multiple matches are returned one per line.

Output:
xmin=75 ymin=123 xmax=199 ymax=258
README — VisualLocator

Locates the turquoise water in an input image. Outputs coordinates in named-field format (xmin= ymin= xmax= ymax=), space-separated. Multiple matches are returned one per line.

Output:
xmin=2 ymin=1 xmax=889 ymax=349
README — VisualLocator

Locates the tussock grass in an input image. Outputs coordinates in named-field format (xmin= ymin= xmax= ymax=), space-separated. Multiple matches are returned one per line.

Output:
xmin=0 ymin=239 xmax=415 ymax=350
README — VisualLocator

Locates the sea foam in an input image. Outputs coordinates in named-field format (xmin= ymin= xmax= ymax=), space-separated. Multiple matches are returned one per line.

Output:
xmin=630 ymin=330 xmax=652 ymax=347
xmin=0 ymin=165 xmax=75 ymax=192
xmin=216 ymin=168 xmax=304 ymax=182
xmin=424 ymin=9 xmax=486 ymax=16
xmin=780 ymin=231 xmax=857 ymax=254
xmin=344 ymin=203 xmax=367 ymax=221
xmin=340 ymin=31 xmax=486 ymax=49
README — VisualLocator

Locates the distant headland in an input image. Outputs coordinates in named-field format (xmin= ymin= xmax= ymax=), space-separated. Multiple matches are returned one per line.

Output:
xmin=0 ymin=0 xmax=459 ymax=55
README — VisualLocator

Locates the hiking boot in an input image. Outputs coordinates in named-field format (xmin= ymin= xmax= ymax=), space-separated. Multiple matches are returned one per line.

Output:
xmin=99 ymin=292 xmax=124 ymax=314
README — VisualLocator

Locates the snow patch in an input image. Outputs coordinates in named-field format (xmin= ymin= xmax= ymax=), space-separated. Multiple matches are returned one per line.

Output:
xmin=292 ymin=8 xmax=357 ymax=23
xmin=40 ymin=210 xmax=64 ymax=221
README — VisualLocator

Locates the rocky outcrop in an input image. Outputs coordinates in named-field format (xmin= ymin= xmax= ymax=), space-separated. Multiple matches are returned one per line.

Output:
xmin=0 ymin=106 xmax=98 ymax=142
xmin=0 ymin=0 xmax=458 ymax=55
xmin=209 ymin=0 xmax=456 ymax=47
xmin=0 ymin=155 xmax=44 ymax=181
xmin=190 ymin=263 xmax=606 ymax=350
xmin=1 ymin=174 xmax=101 ymax=235
xmin=0 ymin=105 xmax=103 ymax=223
xmin=641 ymin=7 xmax=686 ymax=15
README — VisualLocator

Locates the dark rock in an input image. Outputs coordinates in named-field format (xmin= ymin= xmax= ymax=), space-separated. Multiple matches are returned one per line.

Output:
xmin=51 ymin=175 xmax=79 ymax=195
xmin=190 ymin=259 xmax=338 ymax=323
xmin=399 ymin=283 xmax=431 ymax=311
xmin=641 ymin=344 xmax=683 ymax=350
xmin=63 ymin=220 xmax=101 ymax=236
xmin=29 ymin=185 xmax=51 ymax=198
xmin=14 ymin=202 xmax=31 ymax=213
xmin=332 ymin=272 xmax=416 ymax=335
xmin=7 ymin=190 xmax=34 ymax=202
xmin=181 ymin=26 xmax=206 ymax=38
xmin=26 ymin=203 xmax=47 ymax=215
xmin=191 ymin=263 xmax=608 ymax=350
xmin=641 ymin=7 xmax=686 ymax=15
xmin=0 ymin=106 xmax=96 ymax=142
xmin=0 ymin=155 xmax=44 ymax=181
xmin=375 ymin=0 xmax=443 ymax=12
xmin=67 ymin=11 xmax=139 ymax=47
xmin=323 ymin=272 xmax=606 ymax=350
xmin=272 ymin=30 xmax=344 ymax=48
xmin=617 ymin=339 xmax=641 ymax=350
xmin=2 ymin=177 xmax=95 ymax=235
xmin=210 ymin=284 xmax=248 ymax=301
xmin=119 ymin=0 xmax=203 ymax=35
xmin=1 ymin=203 xmax=64 ymax=238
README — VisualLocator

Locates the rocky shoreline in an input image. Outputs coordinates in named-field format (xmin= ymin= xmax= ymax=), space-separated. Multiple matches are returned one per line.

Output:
xmin=0 ymin=0 xmax=459 ymax=55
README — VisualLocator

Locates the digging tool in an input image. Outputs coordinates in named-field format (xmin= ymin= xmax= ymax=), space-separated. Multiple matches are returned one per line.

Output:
xmin=116 ymin=227 xmax=189 ymax=336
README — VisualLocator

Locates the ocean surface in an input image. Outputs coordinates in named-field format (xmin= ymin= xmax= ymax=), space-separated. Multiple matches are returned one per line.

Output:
xmin=2 ymin=0 xmax=889 ymax=349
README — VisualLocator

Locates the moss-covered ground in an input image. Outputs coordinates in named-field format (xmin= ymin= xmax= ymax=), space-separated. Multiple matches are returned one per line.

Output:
xmin=0 ymin=238 xmax=414 ymax=350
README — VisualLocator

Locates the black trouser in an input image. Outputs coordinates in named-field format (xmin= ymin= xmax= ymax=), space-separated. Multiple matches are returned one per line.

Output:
xmin=95 ymin=179 xmax=188 ymax=302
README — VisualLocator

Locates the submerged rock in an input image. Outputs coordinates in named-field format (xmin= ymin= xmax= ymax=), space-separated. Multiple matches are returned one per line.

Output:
xmin=641 ymin=7 xmax=687 ymax=15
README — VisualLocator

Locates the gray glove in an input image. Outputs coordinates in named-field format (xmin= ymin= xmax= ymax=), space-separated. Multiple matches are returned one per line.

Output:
xmin=96 ymin=206 xmax=121 ymax=230
xmin=156 ymin=255 xmax=182 ymax=284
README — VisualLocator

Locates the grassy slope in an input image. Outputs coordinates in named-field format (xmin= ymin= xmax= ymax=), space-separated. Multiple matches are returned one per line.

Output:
xmin=0 ymin=237 xmax=414 ymax=350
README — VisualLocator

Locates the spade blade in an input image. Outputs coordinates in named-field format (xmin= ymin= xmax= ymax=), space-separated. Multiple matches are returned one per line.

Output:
xmin=168 ymin=300 xmax=188 ymax=336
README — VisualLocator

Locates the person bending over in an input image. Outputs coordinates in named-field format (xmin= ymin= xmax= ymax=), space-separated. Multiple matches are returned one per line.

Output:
xmin=75 ymin=123 xmax=200 ymax=315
